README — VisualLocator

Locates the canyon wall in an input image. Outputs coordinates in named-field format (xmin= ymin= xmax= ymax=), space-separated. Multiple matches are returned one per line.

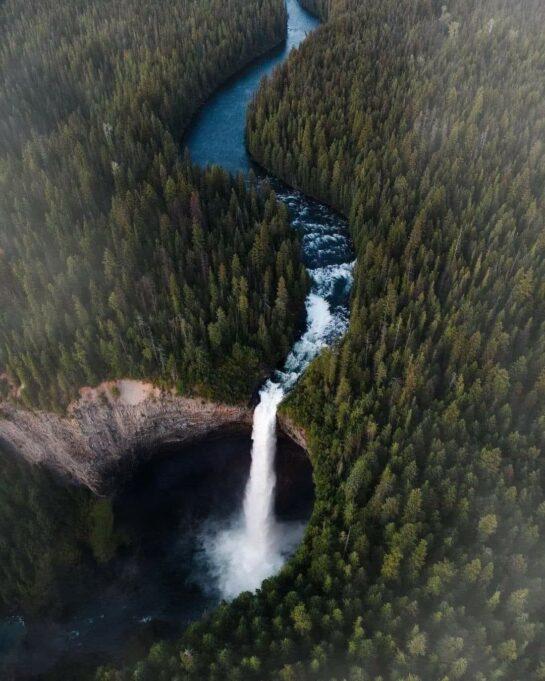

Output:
xmin=0 ymin=380 xmax=253 ymax=492
xmin=0 ymin=380 xmax=308 ymax=492
xmin=277 ymin=412 xmax=308 ymax=452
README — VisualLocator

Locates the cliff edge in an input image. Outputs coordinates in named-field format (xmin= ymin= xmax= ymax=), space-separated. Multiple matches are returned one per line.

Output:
xmin=0 ymin=380 xmax=253 ymax=492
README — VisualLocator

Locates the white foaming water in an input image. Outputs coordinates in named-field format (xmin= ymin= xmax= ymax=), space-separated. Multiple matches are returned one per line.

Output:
xmin=200 ymin=180 xmax=353 ymax=600
xmin=202 ymin=280 xmax=352 ymax=598
xmin=278 ymin=293 xmax=336 ymax=389
xmin=243 ymin=384 xmax=284 ymax=554
xmin=204 ymin=384 xmax=293 ymax=598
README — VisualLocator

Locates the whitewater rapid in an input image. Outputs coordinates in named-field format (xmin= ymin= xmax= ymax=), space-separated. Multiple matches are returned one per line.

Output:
xmin=202 ymin=189 xmax=353 ymax=599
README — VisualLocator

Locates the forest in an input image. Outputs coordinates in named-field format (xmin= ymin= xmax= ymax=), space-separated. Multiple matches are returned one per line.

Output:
xmin=95 ymin=0 xmax=545 ymax=679
xmin=0 ymin=0 xmax=304 ymax=666
xmin=0 ymin=443 xmax=118 ymax=618
xmin=0 ymin=0 xmax=307 ymax=411
xmin=3 ymin=0 xmax=545 ymax=678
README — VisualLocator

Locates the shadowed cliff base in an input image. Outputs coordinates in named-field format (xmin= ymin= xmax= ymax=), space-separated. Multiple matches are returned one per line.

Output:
xmin=0 ymin=379 xmax=309 ymax=494
xmin=0 ymin=432 xmax=313 ymax=679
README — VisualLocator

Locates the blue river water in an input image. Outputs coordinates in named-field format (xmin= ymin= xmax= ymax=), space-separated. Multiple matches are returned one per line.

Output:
xmin=186 ymin=0 xmax=354 ymax=604
xmin=187 ymin=0 xmax=353 ymax=358
xmin=186 ymin=0 xmax=319 ymax=174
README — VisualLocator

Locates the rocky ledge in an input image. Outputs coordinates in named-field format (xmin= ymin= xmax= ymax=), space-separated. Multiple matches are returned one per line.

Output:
xmin=0 ymin=380 xmax=254 ymax=492
xmin=277 ymin=412 xmax=308 ymax=452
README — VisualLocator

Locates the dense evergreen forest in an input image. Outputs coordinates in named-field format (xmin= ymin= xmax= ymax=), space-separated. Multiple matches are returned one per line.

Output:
xmin=99 ymin=0 xmax=545 ymax=679
xmin=0 ymin=442 xmax=118 ymax=617
xmin=0 ymin=0 xmax=306 ymax=664
xmin=0 ymin=0 xmax=308 ymax=411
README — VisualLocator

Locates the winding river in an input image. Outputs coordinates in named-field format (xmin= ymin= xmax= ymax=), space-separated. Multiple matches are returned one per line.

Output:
xmin=186 ymin=0 xmax=353 ymax=599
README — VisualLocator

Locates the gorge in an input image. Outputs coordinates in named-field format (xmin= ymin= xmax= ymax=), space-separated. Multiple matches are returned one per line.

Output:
xmin=3 ymin=0 xmax=541 ymax=677
xmin=1 ymin=0 xmax=353 ymax=676
xmin=174 ymin=0 xmax=354 ymax=600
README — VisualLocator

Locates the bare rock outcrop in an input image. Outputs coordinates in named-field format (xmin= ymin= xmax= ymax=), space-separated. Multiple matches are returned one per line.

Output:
xmin=277 ymin=412 xmax=308 ymax=451
xmin=0 ymin=380 xmax=252 ymax=492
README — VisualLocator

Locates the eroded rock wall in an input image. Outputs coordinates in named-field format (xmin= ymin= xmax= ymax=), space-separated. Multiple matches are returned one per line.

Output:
xmin=277 ymin=412 xmax=308 ymax=452
xmin=0 ymin=380 xmax=253 ymax=492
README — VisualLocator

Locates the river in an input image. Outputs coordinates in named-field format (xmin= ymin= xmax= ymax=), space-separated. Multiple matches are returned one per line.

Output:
xmin=186 ymin=0 xmax=319 ymax=174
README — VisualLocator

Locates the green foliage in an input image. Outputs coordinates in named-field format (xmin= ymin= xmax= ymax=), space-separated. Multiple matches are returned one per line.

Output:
xmin=0 ymin=444 xmax=92 ymax=615
xmin=246 ymin=0 xmax=545 ymax=677
xmin=0 ymin=0 xmax=307 ymax=411
xmin=299 ymin=0 xmax=331 ymax=19
xmin=89 ymin=498 xmax=118 ymax=564
xmin=291 ymin=604 xmax=312 ymax=635
xmin=3 ymin=0 xmax=544 ymax=677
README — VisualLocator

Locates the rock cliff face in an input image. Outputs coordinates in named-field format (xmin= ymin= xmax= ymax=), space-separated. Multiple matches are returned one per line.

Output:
xmin=0 ymin=380 xmax=253 ymax=492
xmin=277 ymin=412 xmax=308 ymax=452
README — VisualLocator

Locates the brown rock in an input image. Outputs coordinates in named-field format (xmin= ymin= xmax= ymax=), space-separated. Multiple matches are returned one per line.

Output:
xmin=0 ymin=380 xmax=252 ymax=492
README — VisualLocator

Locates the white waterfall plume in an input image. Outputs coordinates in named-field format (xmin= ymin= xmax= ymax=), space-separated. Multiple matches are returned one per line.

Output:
xmin=202 ymin=281 xmax=352 ymax=599
xmin=242 ymin=383 xmax=284 ymax=562
xmin=204 ymin=383 xmax=293 ymax=598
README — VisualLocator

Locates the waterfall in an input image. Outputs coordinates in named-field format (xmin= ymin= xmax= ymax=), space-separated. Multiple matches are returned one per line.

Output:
xmin=242 ymin=382 xmax=284 ymax=560
xmin=204 ymin=381 xmax=296 ymax=599
xmin=202 ymin=281 xmax=352 ymax=599
xmin=200 ymin=185 xmax=355 ymax=600
xmin=186 ymin=0 xmax=354 ymax=601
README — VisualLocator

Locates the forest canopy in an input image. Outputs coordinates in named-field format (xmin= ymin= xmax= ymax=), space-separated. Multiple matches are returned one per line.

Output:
xmin=0 ymin=0 xmax=308 ymax=411
xmin=3 ymin=0 xmax=545 ymax=678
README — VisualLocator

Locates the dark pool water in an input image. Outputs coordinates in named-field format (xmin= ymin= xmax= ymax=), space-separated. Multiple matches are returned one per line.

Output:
xmin=1 ymin=434 xmax=312 ymax=680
